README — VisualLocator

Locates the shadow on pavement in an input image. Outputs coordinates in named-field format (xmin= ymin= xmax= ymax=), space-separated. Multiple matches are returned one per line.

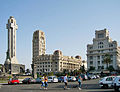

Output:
xmin=55 ymin=83 xmax=100 ymax=89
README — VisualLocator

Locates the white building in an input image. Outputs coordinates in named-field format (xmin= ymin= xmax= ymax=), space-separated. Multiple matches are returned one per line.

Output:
xmin=87 ymin=29 xmax=120 ymax=71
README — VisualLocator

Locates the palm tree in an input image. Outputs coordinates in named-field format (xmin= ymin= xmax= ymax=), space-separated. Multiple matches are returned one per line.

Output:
xmin=103 ymin=54 xmax=111 ymax=69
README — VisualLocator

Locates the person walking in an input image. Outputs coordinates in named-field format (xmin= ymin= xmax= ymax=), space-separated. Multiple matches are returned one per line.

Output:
xmin=40 ymin=75 xmax=45 ymax=89
xmin=78 ymin=75 xmax=82 ymax=90
xmin=44 ymin=75 xmax=48 ymax=89
xmin=64 ymin=73 xmax=68 ymax=90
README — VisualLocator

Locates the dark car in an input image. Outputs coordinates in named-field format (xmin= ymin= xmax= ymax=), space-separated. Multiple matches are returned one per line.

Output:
xmin=58 ymin=76 xmax=64 ymax=82
xmin=22 ymin=78 xmax=36 ymax=84
xmin=35 ymin=77 xmax=42 ymax=83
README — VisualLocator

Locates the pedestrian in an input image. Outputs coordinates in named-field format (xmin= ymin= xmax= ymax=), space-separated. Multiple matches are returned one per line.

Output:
xmin=44 ymin=75 xmax=48 ymax=89
xmin=64 ymin=73 xmax=68 ymax=90
xmin=78 ymin=75 xmax=82 ymax=90
xmin=40 ymin=75 xmax=45 ymax=89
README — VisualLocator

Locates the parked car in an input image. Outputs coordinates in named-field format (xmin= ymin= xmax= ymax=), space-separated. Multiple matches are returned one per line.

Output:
xmin=99 ymin=76 xmax=115 ymax=88
xmin=96 ymin=75 xmax=100 ymax=78
xmin=87 ymin=75 xmax=92 ymax=80
xmin=80 ymin=74 xmax=88 ymax=80
xmin=58 ymin=76 xmax=64 ymax=82
xmin=113 ymin=76 xmax=120 ymax=91
xmin=48 ymin=76 xmax=58 ymax=83
xmin=91 ymin=75 xmax=97 ymax=79
xmin=35 ymin=77 xmax=42 ymax=83
xmin=22 ymin=78 xmax=36 ymax=84
xmin=68 ymin=76 xmax=76 ymax=82
xmin=8 ymin=78 xmax=20 ymax=84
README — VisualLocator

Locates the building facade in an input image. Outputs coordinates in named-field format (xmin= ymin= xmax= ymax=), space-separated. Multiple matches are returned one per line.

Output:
xmin=87 ymin=29 xmax=120 ymax=71
xmin=4 ymin=16 xmax=25 ymax=74
xmin=32 ymin=50 xmax=82 ymax=78
xmin=32 ymin=30 xmax=82 ymax=78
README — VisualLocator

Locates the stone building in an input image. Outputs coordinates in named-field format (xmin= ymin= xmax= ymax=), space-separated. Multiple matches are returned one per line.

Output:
xmin=32 ymin=50 xmax=82 ymax=78
xmin=87 ymin=29 xmax=120 ymax=71
xmin=4 ymin=16 xmax=25 ymax=74
xmin=32 ymin=30 xmax=82 ymax=78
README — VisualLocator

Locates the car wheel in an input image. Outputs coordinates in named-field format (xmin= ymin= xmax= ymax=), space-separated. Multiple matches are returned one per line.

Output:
xmin=102 ymin=84 xmax=108 ymax=89
xmin=114 ymin=84 xmax=119 ymax=91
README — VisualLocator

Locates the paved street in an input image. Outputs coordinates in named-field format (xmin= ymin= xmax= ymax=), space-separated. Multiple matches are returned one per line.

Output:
xmin=0 ymin=79 xmax=115 ymax=92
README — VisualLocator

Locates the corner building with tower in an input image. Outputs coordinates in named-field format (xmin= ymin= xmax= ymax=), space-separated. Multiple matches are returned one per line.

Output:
xmin=32 ymin=30 xmax=83 ymax=78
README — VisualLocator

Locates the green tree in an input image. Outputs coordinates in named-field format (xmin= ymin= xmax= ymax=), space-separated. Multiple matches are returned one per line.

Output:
xmin=107 ymin=66 xmax=115 ymax=72
xmin=103 ymin=54 xmax=111 ymax=69
xmin=48 ymin=72 xmax=54 ymax=76
xmin=88 ymin=66 xmax=95 ymax=71
xmin=80 ymin=65 xmax=86 ymax=73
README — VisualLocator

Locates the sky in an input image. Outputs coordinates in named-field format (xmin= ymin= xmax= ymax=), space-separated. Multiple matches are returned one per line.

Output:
xmin=0 ymin=0 xmax=120 ymax=69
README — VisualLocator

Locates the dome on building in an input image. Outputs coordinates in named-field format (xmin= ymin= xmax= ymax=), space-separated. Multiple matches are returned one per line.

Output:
xmin=75 ymin=55 xmax=81 ymax=59
xmin=53 ymin=50 xmax=63 ymax=56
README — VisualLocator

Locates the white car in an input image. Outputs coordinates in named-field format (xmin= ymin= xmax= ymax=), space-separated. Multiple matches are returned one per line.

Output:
xmin=48 ymin=76 xmax=58 ymax=83
xmin=99 ymin=76 xmax=115 ymax=88
xmin=68 ymin=76 xmax=76 ymax=82
xmin=113 ymin=76 xmax=120 ymax=91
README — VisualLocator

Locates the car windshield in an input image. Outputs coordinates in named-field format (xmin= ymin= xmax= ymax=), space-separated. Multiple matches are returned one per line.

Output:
xmin=12 ymin=78 xmax=18 ymax=80
xmin=48 ymin=77 xmax=52 ymax=79
xmin=53 ymin=77 xmax=57 ymax=79
xmin=25 ymin=78 xmax=30 ymax=80
xmin=100 ymin=78 xmax=103 ymax=81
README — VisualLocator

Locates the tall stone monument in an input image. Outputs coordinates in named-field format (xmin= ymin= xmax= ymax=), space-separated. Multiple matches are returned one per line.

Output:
xmin=4 ymin=16 xmax=25 ymax=74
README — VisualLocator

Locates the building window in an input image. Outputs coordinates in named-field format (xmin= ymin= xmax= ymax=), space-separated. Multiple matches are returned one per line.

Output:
xmin=110 ymin=55 xmax=113 ymax=59
xmin=90 ymin=61 xmax=93 ymax=65
xmin=97 ymin=56 xmax=100 ymax=59
xmin=98 ymin=33 xmax=104 ymax=38
xmin=109 ymin=49 xmax=113 ymax=51
xmin=90 ymin=56 xmax=93 ymax=60
xmin=90 ymin=51 xmax=93 ymax=53
xmin=109 ymin=44 xmax=113 ymax=47
xmin=89 ymin=46 xmax=93 ymax=49
xmin=98 ymin=66 xmax=101 ymax=69
xmin=48 ymin=62 xmax=50 ymax=64
xmin=102 ymin=55 xmax=104 ymax=59
xmin=98 ymin=61 xmax=100 ymax=65
xmin=11 ymin=19 xmax=13 ymax=23
xmin=102 ymin=60 xmax=104 ymax=64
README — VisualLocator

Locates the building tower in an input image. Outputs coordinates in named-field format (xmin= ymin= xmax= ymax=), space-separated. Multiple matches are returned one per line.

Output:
xmin=32 ymin=30 xmax=46 ymax=58
xmin=32 ymin=30 xmax=46 ymax=78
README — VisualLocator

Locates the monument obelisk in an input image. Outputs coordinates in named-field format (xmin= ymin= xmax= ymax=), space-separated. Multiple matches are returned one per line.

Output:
xmin=4 ymin=16 xmax=19 ymax=74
